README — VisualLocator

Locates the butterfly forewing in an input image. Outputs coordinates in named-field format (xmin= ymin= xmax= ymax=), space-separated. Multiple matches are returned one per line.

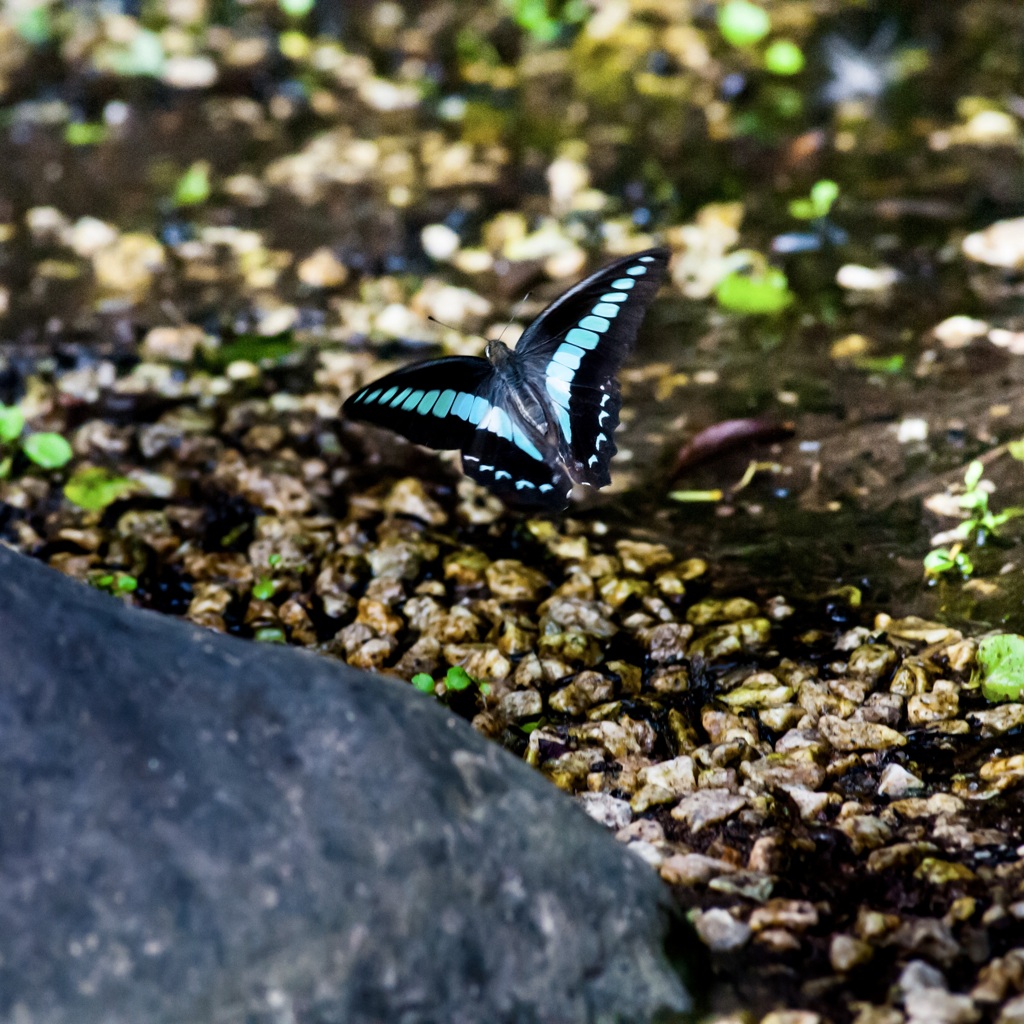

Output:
xmin=343 ymin=356 xmax=493 ymax=451
xmin=513 ymin=248 xmax=669 ymax=487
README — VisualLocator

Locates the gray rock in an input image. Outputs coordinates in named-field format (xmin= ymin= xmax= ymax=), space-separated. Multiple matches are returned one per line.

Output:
xmin=0 ymin=548 xmax=694 ymax=1024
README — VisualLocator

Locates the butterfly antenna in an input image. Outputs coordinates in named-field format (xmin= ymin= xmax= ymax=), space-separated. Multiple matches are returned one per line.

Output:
xmin=427 ymin=314 xmax=457 ymax=331
xmin=497 ymin=292 xmax=531 ymax=344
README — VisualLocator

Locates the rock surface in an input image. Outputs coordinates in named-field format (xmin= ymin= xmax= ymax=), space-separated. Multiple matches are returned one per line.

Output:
xmin=0 ymin=548 xmax=693 ymax=1024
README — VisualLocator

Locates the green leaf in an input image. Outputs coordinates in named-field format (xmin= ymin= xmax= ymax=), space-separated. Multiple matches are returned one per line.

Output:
xmin=715 ymin=267 xmax=794 ymax=314
xmin=205 ymin=335 xmax=295 ymax=368
xmin=254 ymin=627 xmax=286 ymax=644
xmin=22 ymin=432 xmax=73 ymax=469
xmin=65 ymin=122 xmax=108 ymax=146
xmin=977 ymin=634 xmax=1024 ymax=702
xmin=64 ymin=467 xmax=139 ymax=510
xmin=789 ymin=179 xmax=839 ymax=220
xmin=955 ymin=551 xmax=974 ymax=575
xmin=852 ymin=354 xmax=905 ymax=374
xmin=923 ymin=548 xmax=955 ymax=575
xmin=810 ymin=179 xmax=839 ymax=214
xmin=763 ymin=39 xmax=805 ymax=76
xmin=1008 ymin=439 xmax=1024 ymax=462
xmin=252 ymin=578 xmax=276 ymax=601
xmin=964 ymin=460 xmax=984 ymax=491
xmin=116 ymin=574 xmax=139 ymax=592
xmin=444 ymin=666 xmax=475 ymax=691
xmin=717 ymin=0 xmax=771 ymax=47
xmin=411 ymin=673 xmax=436 ymax=693
xmin=268 ymin=553 xmax=283 ymax=567
xmin=503 ymin=0 xmax=586 ymax=42
xmin=279 ymin=0 xmax=315 ymax=16
xmin=0 ymin=455 xmax=11 ymax=480
xmin=174 ymin=162 xmax=211 ymax=207
xmin=0 ymin=404 xmax=25 ymax=444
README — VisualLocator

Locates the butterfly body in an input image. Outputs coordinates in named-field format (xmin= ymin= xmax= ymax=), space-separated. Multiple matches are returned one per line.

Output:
xmin=344 ymin=248 xmax=669 ymax=511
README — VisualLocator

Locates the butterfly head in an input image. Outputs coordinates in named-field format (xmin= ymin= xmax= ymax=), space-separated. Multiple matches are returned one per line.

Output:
xmin=485 ymin=338 xmax=514 ymax=367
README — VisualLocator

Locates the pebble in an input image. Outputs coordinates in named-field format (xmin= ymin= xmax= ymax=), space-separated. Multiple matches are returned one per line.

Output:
xmin=486 ymin=560 xmax=549 ymax=602
xmin=93 ymin=232 xmax=166 ymax=294
xmin=297 ymin=247 xmax=349 ymax=288
xmin=962 ymin=217 xmax=1024 ymax=269
xmin=421 ymin=223 xmax=461 ymax=261
xmin=163 ymin=54 xmax=219 ymax=88
xmin=693 ymin=907 xmax=752 ymax=952
xmin=577 ymin=792 xmax=632 ymax=831
xmin=933 ymin=315 xmax=990 ymax=349
xmin=671 ymin=789 xmax=746 ymax=832
xmin=659 ymin=852 xmax=737 ymax=886
xmin=830 ymin=933 xmax=874 ymax=972
xmin=498 ymin=689 xmax=542 ymax=721
xmin=382 ymin=478 xmax=447 ymax=526
xmin=836 ymin=263 xmax=900 ymax=291
xmin=818 ymin=715 xmax=907 ymax=751
xmin=141 ymin=325 xmax=206 ymax=363
xmin=998 ymin=995 xmax=1024 ymax=1024
xmin=878 ymin=763 xmax=925 ymax=798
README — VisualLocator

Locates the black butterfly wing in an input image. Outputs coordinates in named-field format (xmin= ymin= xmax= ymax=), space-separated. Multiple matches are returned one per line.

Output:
xmin=460 ymin=391 xmax=573 ymax=512
xmin=343 ymin=356 xmax=494 ymax=451
xmin=513 ymin=248 xmax=670 ymax=487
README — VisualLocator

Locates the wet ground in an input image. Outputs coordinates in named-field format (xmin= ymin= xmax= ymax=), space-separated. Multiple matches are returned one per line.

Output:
xmin=3 ymin=1 xmax=1024 ymax=1022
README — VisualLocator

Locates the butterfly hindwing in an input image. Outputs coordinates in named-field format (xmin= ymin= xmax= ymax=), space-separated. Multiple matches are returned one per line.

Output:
xmin=461 ymin=398 xmax=571 ymax=511
xmin=343 ymin=356 xmax=494 ymax=451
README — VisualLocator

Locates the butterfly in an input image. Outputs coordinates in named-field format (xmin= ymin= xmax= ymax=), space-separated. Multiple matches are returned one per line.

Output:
xmin=343 ymin=247 xmax=670 ymax=512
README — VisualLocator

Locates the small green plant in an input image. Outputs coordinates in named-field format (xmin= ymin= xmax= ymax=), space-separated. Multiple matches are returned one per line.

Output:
xmin=715 ymin=260 xmax=794 ymax=314
xmin=278 ymin=0 xmax=315 ymax=17
xmin=411 ymin=673 xmax=437 ymax=694
xmin=92 ymin=572 xmax=139 ymax=595
xmin=22 ymin=432 xmax=73 ymax=469
xmin=717 ymin=0 xmax=771 ymax=47
xmin=0 ymin=404 xmax=24 ymax=444
xmin=411 ymin=666 xmax=492 ymax=697
xmin=0 ymin=404 xmax=74 ymax=478
xmin=204 ymin=334 xmax=295 ymax=369
xmin=252 ymin=555 xmax=282 ymax=601
xmin=503 ymin=0 xmax=589 ymax=43
xmin=65 ymin=123 xmax=108 ymax=147
xmin=254 ymin=627 xmax=286 ymax=644
xmin=173 ymin=161 xmax=212 ymax=207
xmin=924 ymin=461 xmax=1024 ymax=578
xmin=64 ymin=467 xmax=139 ymax=510
xmin=853 ymin=354 xmax=906 ymax=375
xmin=764 ymin=39 xmax=805 ymax=76
xmin=974 ymin=634 xmax=1024 ymax=702
xmin=789 ymin=180 xmax=839 ymax=220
